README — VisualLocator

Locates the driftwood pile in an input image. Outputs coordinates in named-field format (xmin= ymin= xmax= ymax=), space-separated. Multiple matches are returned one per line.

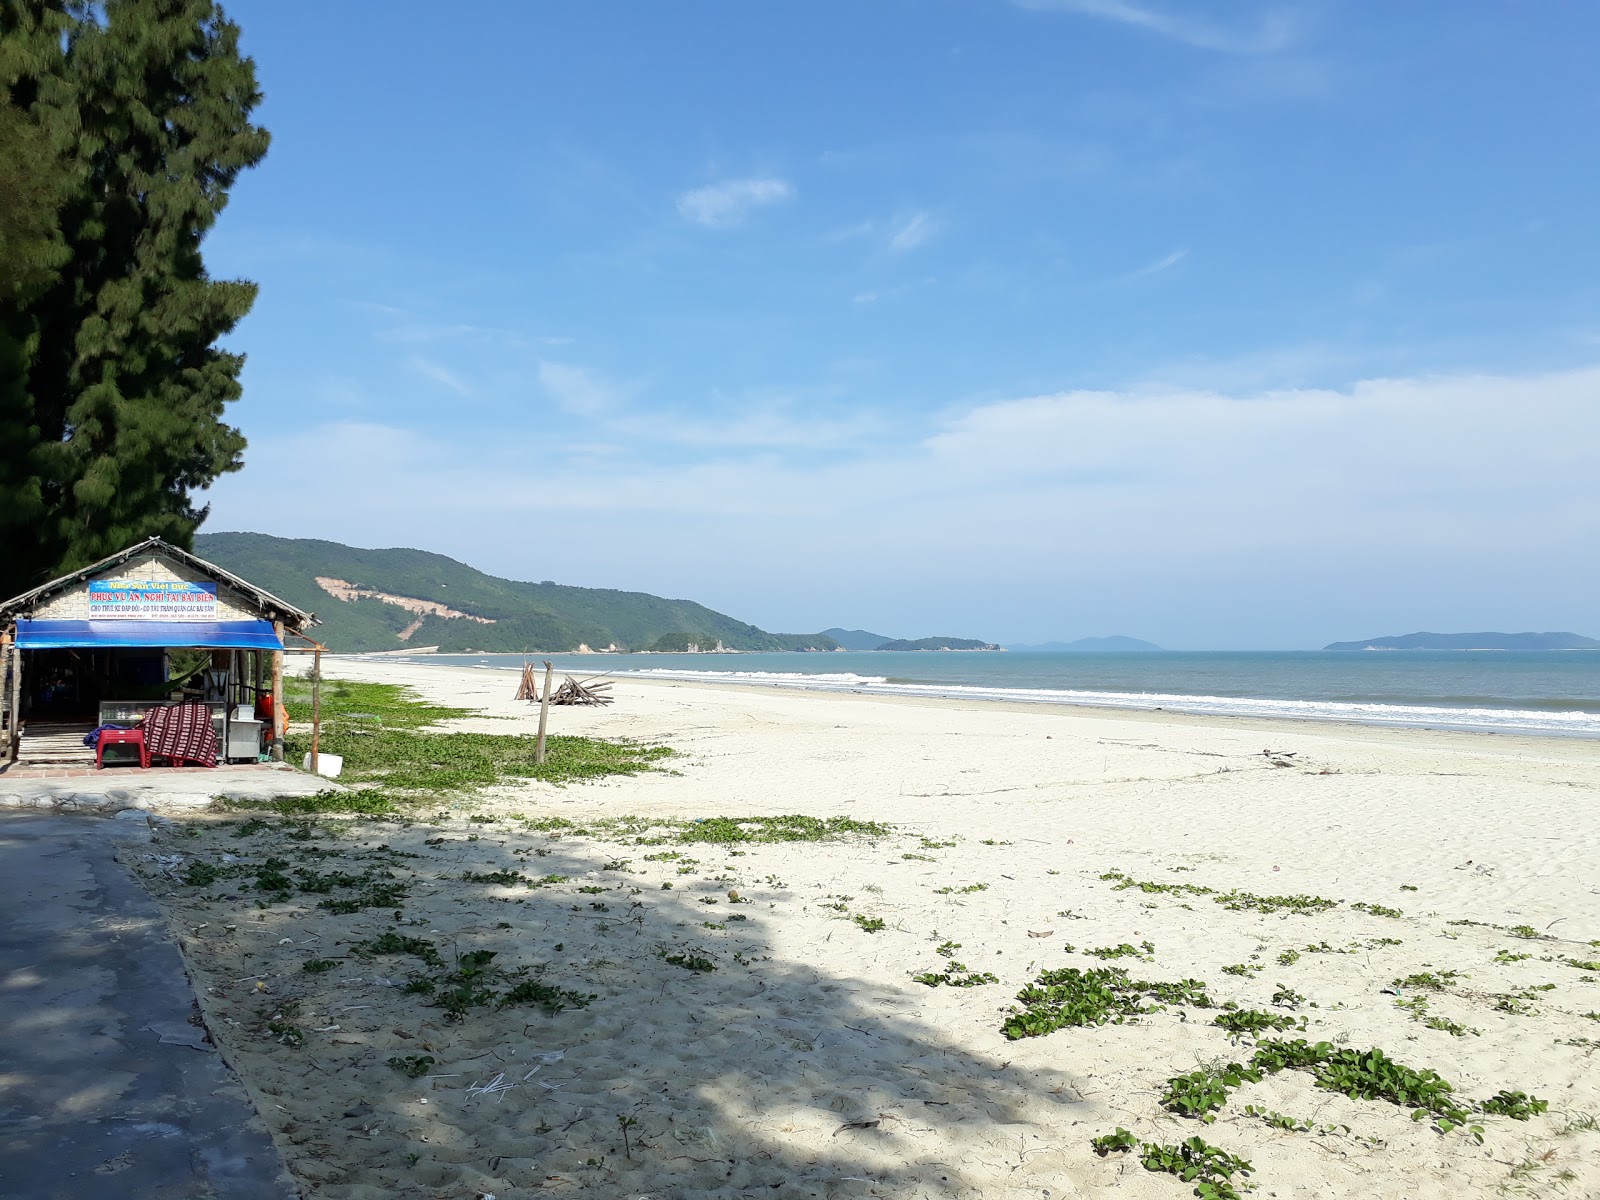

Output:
xmin=513 ymin=662 xmax=614 ymax=706
xmin=514 ymin=662 xmax=542 ymax=702
xmin=550 ymin=675 xmax=613 ymax=706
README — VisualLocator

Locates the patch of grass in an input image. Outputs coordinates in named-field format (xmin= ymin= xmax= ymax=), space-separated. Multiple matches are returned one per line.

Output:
xmin=1214 ymin=890 xmax=1338 ymax=916
xmin=353 ymin=930 xmax=443 ymax=967
xmin=462 ymin=869 xmax=526 ymax=886
xmin=1479 ymin=1090 xmax=1548 ymax=1120
xmin=1086 ymin=942 xmax=1155 ymax=961
xmin=1507 ymin=925 xmax=1542 ymax=940
xmin=852 ymin=914 xmax=887 ymax=933
xmin=500 ymin=978 xmax=596 ymax=1015
xmin=1099 ymin=869 xmax=1216 ymax=898
xmin=1395 ymin=995 xmax=1478 ymax=1038
xmin=1221 ymin=962 xmax=1262 ymax=978
xmin=660 ymin=950 xmax=716 ymax=972
xmin=1352 ymin=901 xmax=1405 ymax=919
xmin=1213 ymin=1009 xmax=1306 ymax=1038
xmin=932 ymin=882 xmax=989 ymax=896
xmin=675 ymin=815 xmax=891 ymax=844
xmin=1276 ymin=949 xmax=1301 ymax=966
xmin=1092 ymin=1129 xmax=1253 ymax=1200
xmin=387 ymin=1054 xmax=436 ymax=1077
xmin=301 ymin=958 xmax=339 ymax=974
xmin=1494 ymin=949 xmax=1533 ymax=963
xmin=277 ymin=678 xmax=672 ymax=797
xmin=1393 ymin=971 xmax=1462 ymax=992
xmin=1163 ymin=1063 xmax=1263 ymax=1122
xmin=912 ymin=967 xmax=999 ymax=987
xmin=1002 ymin=965 xmax=1213 ymax=1039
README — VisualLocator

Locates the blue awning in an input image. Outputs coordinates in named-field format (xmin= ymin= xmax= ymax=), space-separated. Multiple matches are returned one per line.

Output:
xmin=15 ymin=619 xmax=283 ymax=650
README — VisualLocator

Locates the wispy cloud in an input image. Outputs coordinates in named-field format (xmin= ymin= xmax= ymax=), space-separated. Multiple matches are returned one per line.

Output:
xmin=1124 ymin=247 xmax=1189 ymax=280
xmin=538 ymin=361 xmax=623 ymax=416
xmin=406 ymin=356 xmax=471 ymax=397
xmin=1019 ymin=0 xmax=1295 ymax=55
xmin=888 ymin=212 xmax=941 ymax=252
xmin=676 ymin=177 xmax=795 ymax=228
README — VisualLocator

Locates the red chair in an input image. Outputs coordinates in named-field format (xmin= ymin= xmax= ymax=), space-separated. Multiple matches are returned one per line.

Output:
xmin=96 ymin=728 xmax=149 ymax=770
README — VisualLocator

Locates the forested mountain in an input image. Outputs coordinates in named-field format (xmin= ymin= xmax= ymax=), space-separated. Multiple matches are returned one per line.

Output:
xmin=194 ymin=533 xmax=839 ymax=654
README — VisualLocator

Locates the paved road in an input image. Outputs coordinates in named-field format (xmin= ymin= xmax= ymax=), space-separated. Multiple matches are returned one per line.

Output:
xmin=0 ymin=812 xmax=294 ymax=1200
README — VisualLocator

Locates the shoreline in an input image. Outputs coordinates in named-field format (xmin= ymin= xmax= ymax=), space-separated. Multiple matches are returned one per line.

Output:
xmin=336 ymin=652 xmax=1600 ymax=741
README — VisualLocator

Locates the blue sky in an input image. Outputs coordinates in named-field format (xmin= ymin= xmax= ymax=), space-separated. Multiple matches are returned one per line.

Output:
xmin=203 ymin=1 xmax=1600 ymax=648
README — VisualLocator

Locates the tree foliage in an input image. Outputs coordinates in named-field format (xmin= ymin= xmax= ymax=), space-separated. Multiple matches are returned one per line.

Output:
xmin=0 ymin=0 xmax=266 ymax=599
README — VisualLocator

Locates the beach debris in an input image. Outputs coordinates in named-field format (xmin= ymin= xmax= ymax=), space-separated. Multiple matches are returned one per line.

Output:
xmin=467 ymin=1071 xmax=516 ymax=1102
xmin=1027 ymin=929 xmax=1054 ymax=938
xmin=833 ymin=1118 xmax=882 ymax=1136
xmin=549 ymin=675 xmax=614 ymax=706
xmin=144 ymin=1021 xmax=214 ymax=1052
xmin=514 ymin=662 xmax=542 ymax=702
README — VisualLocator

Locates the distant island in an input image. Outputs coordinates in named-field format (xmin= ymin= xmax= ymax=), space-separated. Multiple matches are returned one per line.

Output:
xmin=1008 ymin=636 xmax=1163 ymax=653
xmin=820 ymin=628 xmax=1000 ymax=652
xmin=874 ymin=637 xmax=1001 ymax=652
xmin=1324 ymin=631 xmax=1600 ymax=651
xmin=820 ymin=628 xmax=894 ymax=651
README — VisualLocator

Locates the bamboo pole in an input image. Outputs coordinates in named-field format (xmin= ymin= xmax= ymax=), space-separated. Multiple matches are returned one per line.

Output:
xmin=535 ymin=659 xmax=554 ymax=765
xmin=270 ymin=619 xmax=285 ymax=762
xmin=310 ymin=646 xmax=322 ymax=775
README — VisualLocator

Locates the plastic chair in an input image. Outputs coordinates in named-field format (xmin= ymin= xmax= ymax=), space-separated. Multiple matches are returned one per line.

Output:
xmin=96 ymin=728 xmax=149 ymax=770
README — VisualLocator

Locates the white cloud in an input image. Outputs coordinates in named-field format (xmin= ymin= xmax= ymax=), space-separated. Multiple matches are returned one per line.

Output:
xmin=538 ymin=361 xmax=622 ymax=416
xmin=1018 ymin=0 xmax=1295 ymax=55
xmin=676 ymin=177 xmax=794 ymax=228
xmin=207 ymin=366 xmax=1600 ymax=646
xmin=1123 ymin=247 xmax=1188 ymax=280
xmin=888 ymin=212 xmax=940 ymax=252
xmin=406 ymin=356 xmax=471 ymax=396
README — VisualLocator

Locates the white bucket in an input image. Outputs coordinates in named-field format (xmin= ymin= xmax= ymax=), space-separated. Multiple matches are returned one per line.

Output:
xmin=302 ymin=752 xmax=343 ymax=778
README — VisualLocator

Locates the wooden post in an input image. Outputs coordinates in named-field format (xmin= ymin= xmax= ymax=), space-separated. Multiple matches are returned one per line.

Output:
xmin=4 ymin=634 xmax=19 ymax=764
xmin=535 ymin=659 xmax=554 ymax=765
xmin=310 ymin=647 xmax=322 ymax=775
xmin=270 ymin=619 xmax=285 ymax=762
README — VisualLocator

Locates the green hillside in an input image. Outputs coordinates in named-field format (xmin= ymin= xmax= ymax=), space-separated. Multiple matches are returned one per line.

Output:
xmin=194 ymin=533 xmax=839 ymax=654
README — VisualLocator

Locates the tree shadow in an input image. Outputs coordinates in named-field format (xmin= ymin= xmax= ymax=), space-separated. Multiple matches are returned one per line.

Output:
xmin=146 ymin=810 xmax=1106 ymax=1199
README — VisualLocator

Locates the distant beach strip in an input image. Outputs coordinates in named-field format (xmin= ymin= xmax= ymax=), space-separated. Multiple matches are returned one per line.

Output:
xmin=362 ymin=652 xmax=1600 ymax=738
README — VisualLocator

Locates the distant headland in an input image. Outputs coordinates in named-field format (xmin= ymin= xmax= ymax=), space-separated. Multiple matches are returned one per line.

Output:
xmin=1007 ymin=636 xmax=1163 ymax=653
xmin=1324 ymin=631 xmax=1600 ymax=651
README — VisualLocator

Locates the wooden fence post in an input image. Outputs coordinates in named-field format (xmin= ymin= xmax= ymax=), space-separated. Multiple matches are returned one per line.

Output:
xmin=310 ymin=647 xmax=322 ymax=775
xmin=535 ymin=659 xmax=554 ymax=765
xmin=271 ymin=619 xmax=285 ymax=762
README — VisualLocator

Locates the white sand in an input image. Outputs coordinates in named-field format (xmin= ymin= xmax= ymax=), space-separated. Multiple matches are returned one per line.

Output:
xmin=132 ymin=659 xmax=1600 ymax=1199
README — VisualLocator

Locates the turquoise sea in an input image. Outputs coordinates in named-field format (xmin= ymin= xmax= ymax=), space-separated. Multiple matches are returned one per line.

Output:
xmin=375 ymin=650 xmax=1600 ymax=738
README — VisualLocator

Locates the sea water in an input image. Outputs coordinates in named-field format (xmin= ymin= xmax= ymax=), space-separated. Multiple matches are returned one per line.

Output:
xmin=374 ymin=650 xmax=1600 ymax=738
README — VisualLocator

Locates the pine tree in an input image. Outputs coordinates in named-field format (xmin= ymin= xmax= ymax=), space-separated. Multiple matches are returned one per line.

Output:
xmin=0 ymin=0 xmax=267 ymax=599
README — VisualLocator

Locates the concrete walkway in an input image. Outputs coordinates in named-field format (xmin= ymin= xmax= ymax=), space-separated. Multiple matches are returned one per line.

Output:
xmin=0 ymin=763 xmax=339 ymax=814
xmin=0 ymin=812 xmax=295 ymax=1200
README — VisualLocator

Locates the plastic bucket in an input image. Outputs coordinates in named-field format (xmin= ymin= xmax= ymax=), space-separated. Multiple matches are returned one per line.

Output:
xmin=302 ymin=752 xmax=343 ymax=778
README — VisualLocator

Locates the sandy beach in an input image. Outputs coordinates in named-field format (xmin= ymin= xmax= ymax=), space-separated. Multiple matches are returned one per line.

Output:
xmin=127 ymin=658 xmax=1600 ymax=1199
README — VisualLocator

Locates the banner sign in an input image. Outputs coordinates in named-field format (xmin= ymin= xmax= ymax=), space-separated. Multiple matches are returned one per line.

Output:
xmin=88 ymin=580 xmax=218 ymax=621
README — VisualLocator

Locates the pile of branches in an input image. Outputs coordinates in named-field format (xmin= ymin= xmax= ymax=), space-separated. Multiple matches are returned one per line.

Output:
xmin=550 ymin=676 xmax=613 ymax=706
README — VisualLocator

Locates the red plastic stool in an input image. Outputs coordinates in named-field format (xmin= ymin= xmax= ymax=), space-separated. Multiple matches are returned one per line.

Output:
xmin=96 ymin=728 xmax=149 ymax=769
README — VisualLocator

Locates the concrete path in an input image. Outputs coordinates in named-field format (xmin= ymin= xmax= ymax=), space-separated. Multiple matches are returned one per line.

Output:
xmin=0 ymin=812 xmax=295 ymax=1200
xmin=0 ymin=763 xmax=339 ymax=814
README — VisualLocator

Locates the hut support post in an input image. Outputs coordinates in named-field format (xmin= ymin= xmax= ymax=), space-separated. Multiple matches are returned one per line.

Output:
xmin=535 ymin=660 xmax=554 ymax=765
xmin=271 ymin=620 xmax=285 ymax=762
xmin=310 ymin=647 xmax=322 ymax=774
xmin=5 ymin=637 xmax=19 ymax=764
